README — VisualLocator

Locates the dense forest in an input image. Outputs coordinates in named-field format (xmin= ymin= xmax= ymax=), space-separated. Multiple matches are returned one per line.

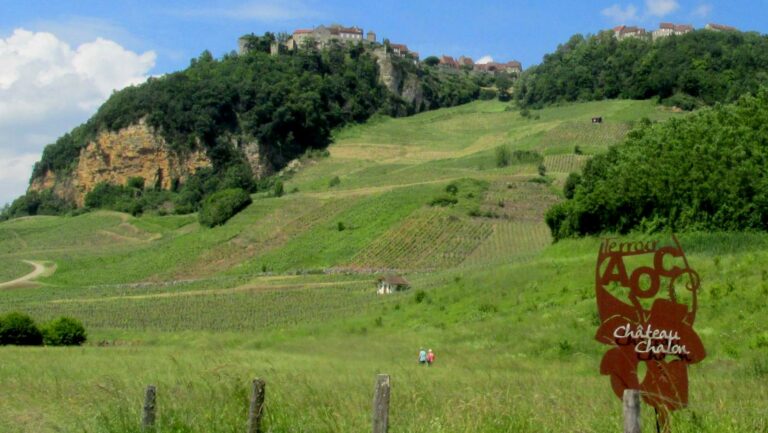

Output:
xmin=546 ymin=89 xmax=768 ymax=240
xmin=516 ymin=29 xmax=768 ymax=109
xmin=2 ymin=34 xmax=485 ymax=220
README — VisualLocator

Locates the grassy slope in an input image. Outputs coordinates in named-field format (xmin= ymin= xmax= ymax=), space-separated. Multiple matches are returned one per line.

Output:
xmin=3 ymin=100 xmax=765 ymax=432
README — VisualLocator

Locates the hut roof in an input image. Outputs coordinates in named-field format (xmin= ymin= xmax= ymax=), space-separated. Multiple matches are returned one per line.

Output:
xmin=377 ymin=275 xmax=410 ymax=286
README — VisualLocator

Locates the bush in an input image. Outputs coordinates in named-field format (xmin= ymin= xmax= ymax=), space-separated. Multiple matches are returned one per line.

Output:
xmin=198 ymin=188 xmax=252 ymax=227
xmin=43 ymin=317 xmax=87 ymax=346
xmin=430 ymin=195 xmax=458 ymax=207
xmin=495 ymin=145 xmax=511 ymax=167
xmin=563 ymin=173 xmax=581 ymax=199
xmin=329 ymin=176 xmax=341 ymax=187
xmin=414 ymin=290 xmax=427 ymax=304
xmin=126 ymin=176 xmax=145 ymax=190
xmin=479 ymin=88 xmax=498 ymax=100
xmin=273 ymin=180 xmax=285 ymax=197
xmin=0 ymin=312 xmax=43 ymax=346
xmin=662 ymin=92 xmax=703 ymax=111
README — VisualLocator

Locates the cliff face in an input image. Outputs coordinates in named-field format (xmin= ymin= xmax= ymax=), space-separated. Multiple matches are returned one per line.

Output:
xmin=30 ymin=121 xmax=212 ymax=206
xmin=373 ymin=48 xmax=425 ymax=111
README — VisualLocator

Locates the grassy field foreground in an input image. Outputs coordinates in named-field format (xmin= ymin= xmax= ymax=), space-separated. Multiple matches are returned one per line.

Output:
xmin=1 ymin=100 xmax=765 ymax=432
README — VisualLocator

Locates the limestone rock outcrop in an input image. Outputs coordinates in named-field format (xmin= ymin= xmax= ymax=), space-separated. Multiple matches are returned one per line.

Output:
xmin=30 ymin=121 xmax=212 ymax=206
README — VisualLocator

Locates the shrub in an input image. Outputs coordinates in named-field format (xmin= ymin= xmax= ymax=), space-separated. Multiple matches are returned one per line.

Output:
xmin=414 ymin=290 xmax=427 ymax=304
xmin=273 ymin=180 xmax=285 ymax=197
xmin=43 ymin=317 xmax=87 ymax=346
xmin=537 ymin=163 xmax=547 ymax=177
xmin=0 ymin=312 xmax=43 ymax=346
xmin=445 ymin=183 xmax=459 ymax=195
xmin=662 ymin=92 xmax=703 ymax=111
xmin=337 ymin=221 xmax=346 ymax=231
xmin=430 ymin=195 xmax=458 ymax=207
xmin=329 ymin=176 xmax=341 ymax=187
xmin=495 ymin=145 xmax=511 ymax=167
xmin=198 ymin=188 xmax=252 ymax=227
xmin=563 ymin=173 xmax=581 ymax=199
xmin=126 ymin=176 xmax=145 ymax=190
xmin=479 ymin=88 xmax=498 ymax=100
xmin=511 ymin=150 xmax=543 ymax=164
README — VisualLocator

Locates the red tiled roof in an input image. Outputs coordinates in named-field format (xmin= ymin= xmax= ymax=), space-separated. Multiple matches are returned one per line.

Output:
xmin=660 ymin=22 xmax=675 ymax=30
xmin=377 ymin=275 xmax=410 ymax=286
xmin=339 ymin=26 xmax=363 ymax=34
xmin=708 ymin=23 xmax=736 ymax=31
xmin=390 ymin=43 xmax=408 ymax=51
xmin=293 ymin=29 xmax=313 ymax=35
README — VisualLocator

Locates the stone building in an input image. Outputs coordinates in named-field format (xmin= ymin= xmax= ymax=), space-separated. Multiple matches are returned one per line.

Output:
xmin=705 ymin=23 xmax=737 ymax=32
xmin=458 ymin=56 xmax=474 ymax=68
xmin=613 ymin=25 xmax=648 ymax=41
xmin=652 ymin=23 xmax=693 ymax=40
xmin=376 ymin=275 xmax=411 ymax=295
xmin=286 ymin=24 xmax=365 ymax=51
xmin=474 ymin=60 xmax=522 ymax=74
xmin=439 ymin=55 xmax=459 ymax=68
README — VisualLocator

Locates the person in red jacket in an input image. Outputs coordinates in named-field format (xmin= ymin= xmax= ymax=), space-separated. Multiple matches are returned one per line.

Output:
xmin=426 ymin=349 xmax=435 ymax=366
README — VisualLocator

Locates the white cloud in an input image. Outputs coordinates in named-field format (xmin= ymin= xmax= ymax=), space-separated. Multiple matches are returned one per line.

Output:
xmin=178 ymin=0 xmax=323 ymax=21
xmin=476 ymin=55 xmax=494 ymax=65
xmin=602 ymin=4 xmax=640 ymax=23
xmin=645 ymin=0 xmax=680 ymax=17
xmin=692 ymin=4 xmax=713 ymax=18
xmin=0 ymin=29 xmax=155 ymax=206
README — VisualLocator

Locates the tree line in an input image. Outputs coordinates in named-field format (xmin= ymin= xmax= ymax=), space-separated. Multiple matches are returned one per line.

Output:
xmin=546 ymin=89 xmax=768 ymax=240
xmin=516 ymin=29 xmax=768 ymax=109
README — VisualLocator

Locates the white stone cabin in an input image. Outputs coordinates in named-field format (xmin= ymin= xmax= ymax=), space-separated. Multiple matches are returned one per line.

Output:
xmin=376 ymin=275 xmax=411 ymax=295
xmin=652 ymin=23 xmax=693 ymax=41
xmin=613 ymin=25 xmax=647 ymax=41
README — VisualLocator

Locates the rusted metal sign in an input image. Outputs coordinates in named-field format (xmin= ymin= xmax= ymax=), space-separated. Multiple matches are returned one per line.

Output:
xmin=595 ymin=235 xmax=705 ymax=427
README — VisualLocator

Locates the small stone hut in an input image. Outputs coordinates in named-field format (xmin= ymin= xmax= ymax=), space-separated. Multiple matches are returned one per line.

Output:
xmin=376 ymin=275 xmax=411 ymax=295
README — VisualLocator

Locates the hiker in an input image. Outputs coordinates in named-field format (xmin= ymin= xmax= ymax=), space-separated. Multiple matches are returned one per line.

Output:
xmin=426 ymin=349 xmax=435 ymax=366
xmin=418 ymin=348 xmax=427 ymax=365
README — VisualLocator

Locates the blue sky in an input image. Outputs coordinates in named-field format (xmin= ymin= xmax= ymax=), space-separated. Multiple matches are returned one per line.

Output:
xmin=0 ymin=0 xmax=766 ymax=205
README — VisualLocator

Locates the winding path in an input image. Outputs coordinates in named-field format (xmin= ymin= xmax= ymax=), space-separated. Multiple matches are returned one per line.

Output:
xmin=0 ymin=260 xmax=54 ymax=289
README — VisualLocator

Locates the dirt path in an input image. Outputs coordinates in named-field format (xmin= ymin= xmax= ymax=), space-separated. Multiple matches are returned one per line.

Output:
xmin=0 ymin=260 xmax=55 ymax=289
xmin=50 ymin=278 xmax=373 ymax=304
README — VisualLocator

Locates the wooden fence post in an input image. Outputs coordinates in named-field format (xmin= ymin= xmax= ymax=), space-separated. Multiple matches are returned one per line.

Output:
xmin=142 ymin=385 xmax=157 ymax=431
xmin=247 ymin=378 xmax=266 ymax=433
xmin=623 ymin=389 xmax=641 ymax=433
xmin=372 ymin=374 xmax=391 ymax=433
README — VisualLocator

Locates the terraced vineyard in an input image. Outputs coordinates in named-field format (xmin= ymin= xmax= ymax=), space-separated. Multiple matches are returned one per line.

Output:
xmin=480 ymin=179 xmax=560 ymax=221
xmin=346 ymin=208 xmax=493 ymax=271
xmin=463 ymin=221 xmax=552 ymax=266
xmin=543 ymin=154 xmax=592 ymax=174
xmin=536 ymin=121 xmax=632 ymax=154
xmin=13 ymin=279 xmax=389 ymax=332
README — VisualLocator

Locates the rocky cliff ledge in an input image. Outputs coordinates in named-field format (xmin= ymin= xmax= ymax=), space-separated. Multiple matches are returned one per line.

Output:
xmin=30 ymin=121 xmax=212 ymax=206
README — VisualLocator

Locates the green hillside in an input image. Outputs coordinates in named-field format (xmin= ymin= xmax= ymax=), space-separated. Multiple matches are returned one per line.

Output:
xmin=1 ymin=100 xmax=765 ymax=432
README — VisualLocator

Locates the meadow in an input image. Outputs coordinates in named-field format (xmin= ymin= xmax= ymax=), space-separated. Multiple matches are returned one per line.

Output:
xmin=3 ymin=100 xmax=762 ymax=432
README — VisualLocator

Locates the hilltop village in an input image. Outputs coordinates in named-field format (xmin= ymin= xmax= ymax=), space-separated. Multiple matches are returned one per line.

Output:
xmin=239 ymin=23 xmax=523 ymax=75
xmin=613 ymin=21 xmax=738 ymax=41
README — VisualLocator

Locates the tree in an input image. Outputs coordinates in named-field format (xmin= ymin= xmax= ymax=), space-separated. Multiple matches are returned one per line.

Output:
xmin=43 ymin=317 xmax=87 ymax=346
xmin=423 ymin=56 xmax=440 ymax=67
xmin=0 ymin=312 xmax=43 ymax=346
